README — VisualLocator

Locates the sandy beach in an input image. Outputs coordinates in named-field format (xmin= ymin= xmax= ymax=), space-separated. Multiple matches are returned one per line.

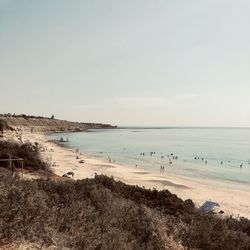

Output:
xmin=23 ymin=132 xmax=250 ymax=219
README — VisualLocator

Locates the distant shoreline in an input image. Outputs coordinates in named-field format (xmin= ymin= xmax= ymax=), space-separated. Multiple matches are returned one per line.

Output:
xmin=118 ymin=126 xmax=250 ymax=130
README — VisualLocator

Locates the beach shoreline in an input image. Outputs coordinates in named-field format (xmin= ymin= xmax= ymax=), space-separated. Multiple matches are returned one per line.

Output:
xmin=22 ymin=131 xmax=250 ymax=219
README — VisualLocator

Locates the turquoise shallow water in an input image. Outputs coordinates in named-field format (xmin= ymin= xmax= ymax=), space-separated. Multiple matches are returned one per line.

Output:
xmin=47 ymin=128 xmax=250 ymax=184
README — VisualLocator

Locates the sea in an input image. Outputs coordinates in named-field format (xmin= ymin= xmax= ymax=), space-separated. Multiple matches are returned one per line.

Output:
xmin=47 ymin=127 xmax=250 ymax=185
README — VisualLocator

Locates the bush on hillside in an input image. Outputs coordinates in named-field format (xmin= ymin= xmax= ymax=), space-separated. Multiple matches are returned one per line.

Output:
xmin=0 ymin=170 xmax=166 ymax=250
xmin=0 ymin=170 xmax=250 ymax=249
xmin=0 ymin=141 xmax=51 ymax=172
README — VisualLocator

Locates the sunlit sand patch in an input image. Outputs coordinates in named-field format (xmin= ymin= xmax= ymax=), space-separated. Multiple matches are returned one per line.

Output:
xmin=93 ymin=164 xmax=116 ymax=168
xmin=133 ymin=171 xmax=150 ymax=175
xmin=149 ymin=179 xmax=189 ymax=189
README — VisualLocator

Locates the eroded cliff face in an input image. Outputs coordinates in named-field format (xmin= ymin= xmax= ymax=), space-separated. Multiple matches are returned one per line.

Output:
xmin=0 ymin=115 xmax=116 ymax=134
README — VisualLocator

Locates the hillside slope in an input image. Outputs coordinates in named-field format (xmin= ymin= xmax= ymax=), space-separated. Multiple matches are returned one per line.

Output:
xmin=0 ymin=115 xmax=116 ymax=133
xmin=1 ymin=170 xmax=250 ymax=250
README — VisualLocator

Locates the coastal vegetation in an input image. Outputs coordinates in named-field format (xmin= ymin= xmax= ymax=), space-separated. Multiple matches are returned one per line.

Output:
xmin=0 ymin=113 xmax=52 ymax=119
xmin=0 ymin=141 xmax=51 ymax=173
xmin=0 ymin=141 xmax=250 ymax=249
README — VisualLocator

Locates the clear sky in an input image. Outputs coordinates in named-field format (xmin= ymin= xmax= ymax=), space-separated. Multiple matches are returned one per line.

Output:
xmin=1 ymin=0 xmax=250 ymax=126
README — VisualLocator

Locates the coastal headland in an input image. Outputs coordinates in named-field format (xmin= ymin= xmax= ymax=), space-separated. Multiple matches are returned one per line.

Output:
xmin=0 ymin=114 xmax=116 ymax=134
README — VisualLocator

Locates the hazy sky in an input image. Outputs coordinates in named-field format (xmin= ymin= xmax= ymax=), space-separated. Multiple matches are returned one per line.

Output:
xmin=1 ymin=0 xmax=250 ymax=126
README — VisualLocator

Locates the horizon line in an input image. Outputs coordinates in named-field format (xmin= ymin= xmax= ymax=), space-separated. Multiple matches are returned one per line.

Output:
xmin=115 ymin=126 xmax=250 ymax=129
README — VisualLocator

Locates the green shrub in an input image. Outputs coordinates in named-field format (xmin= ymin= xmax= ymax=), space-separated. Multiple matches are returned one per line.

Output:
xmin=0 ymin=141 xmax=51 ymax=172
xmin=0 ymin=171 xmax=250 ymax=249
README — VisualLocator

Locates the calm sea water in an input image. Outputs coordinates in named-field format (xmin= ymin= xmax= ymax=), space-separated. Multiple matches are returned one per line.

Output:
xmin=48 ymin=128 xmax=250 ymax=185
